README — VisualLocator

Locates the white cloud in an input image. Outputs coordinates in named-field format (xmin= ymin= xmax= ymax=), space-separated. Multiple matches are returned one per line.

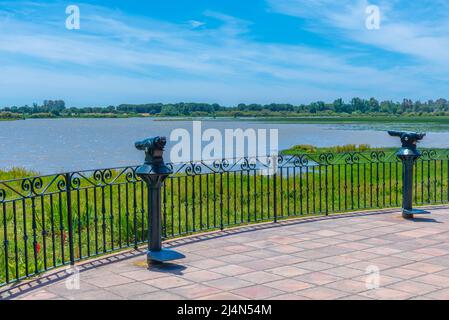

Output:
xmin=0 ymin=1 xmax=447 ymax=106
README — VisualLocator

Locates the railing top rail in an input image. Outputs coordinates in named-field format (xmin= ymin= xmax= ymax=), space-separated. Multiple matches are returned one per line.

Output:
xmin=1 ymin=148 xmax=448 ymax=187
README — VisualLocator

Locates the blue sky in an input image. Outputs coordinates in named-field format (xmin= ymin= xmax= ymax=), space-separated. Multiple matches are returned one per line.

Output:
xmin=0 ymin=0 xmax=448 ymax=107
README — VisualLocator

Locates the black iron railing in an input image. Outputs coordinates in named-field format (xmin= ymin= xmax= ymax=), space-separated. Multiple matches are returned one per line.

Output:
xmin=1 ymin=149 xmax=448 ymax=286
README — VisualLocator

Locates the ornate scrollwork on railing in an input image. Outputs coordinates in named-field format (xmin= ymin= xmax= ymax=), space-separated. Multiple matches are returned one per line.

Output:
xmin=125 ymin=167 xmax=138 ymax=183
xmin=213 ymin=159 xmax=230 ymax=172
xmin=370 ymin=150 xmax=386 ymax=162
xmin=344 ymin=152 xmax=361 ymax=164
xmin=20 ymin=177 xmax=44 ymax=196
xmin=318 ymin=153 xmax=334 ymax=165
xmin=0 ymin=188 xmax=5 ymax=203
xmin=239 ymin=157 xmax=256 ymax=171
xmin=420 ymin=149 xmax=437 ymax=161
xmin=185 ymin=162 xmax=203 ymax=176
xmin=56 ymin=175 xmax=67 ymax=191
xmin=70 ymin=174 xmax=81 ymax=190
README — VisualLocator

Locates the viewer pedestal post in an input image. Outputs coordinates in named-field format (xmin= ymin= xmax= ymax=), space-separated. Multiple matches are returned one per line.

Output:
xmin=135 ymin=136 xmax=185 ymax=264
xmin=388 ymin=131 xmax=429 ymax=219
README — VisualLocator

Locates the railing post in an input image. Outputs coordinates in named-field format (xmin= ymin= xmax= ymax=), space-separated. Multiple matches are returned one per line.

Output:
xmin=388 ymin=131 xmax=429 ymax=219
xmin=65 ymin=173 xmax=75 ymax=265
xmin=272 ymin=155 xmax=278 ymax=223
xmin=135 ymin=136 xmax=185 ymax=265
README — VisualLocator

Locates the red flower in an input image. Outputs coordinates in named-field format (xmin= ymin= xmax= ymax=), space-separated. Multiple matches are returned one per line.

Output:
xmin=35 ymin=243 xmax=41 ymax=254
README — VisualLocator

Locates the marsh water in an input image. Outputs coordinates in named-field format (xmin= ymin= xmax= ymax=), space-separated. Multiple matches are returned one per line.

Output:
xmin=1 ymin=118 xmax=449 ymax=174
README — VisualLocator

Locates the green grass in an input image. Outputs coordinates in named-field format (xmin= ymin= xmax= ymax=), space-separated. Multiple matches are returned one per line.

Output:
xmin=1 ymin=149 xmax=449 ymax=285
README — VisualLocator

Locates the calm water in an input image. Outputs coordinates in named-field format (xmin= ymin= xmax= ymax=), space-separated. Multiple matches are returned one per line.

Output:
xmin=1 ymin=118 xmax=449 ymax=174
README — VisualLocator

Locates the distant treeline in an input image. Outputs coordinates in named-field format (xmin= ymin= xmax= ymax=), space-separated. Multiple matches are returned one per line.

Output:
xmin=2 ymin=98 xmax=449 ymax=118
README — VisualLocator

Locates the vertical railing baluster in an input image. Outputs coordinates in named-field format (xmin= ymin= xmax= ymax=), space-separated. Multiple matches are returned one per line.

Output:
xmin=319 ymin=164 xmax=322 ymax=214
xmin=57 ymin=193 xmax=64 ymax=266
xmin=200 ymin=174 xmax=204 ymax=229
xmin=293 ymin=167 xmax=297 ymax=215
xmin=40 ymin=195 xmax=47 ymax=270
xmin=178 ymin=176 xmax=182 ymax=235
xmin=13 ymin=201 xmax=19 ymax=279
xmin=65 ymin=173 xmax=75 ymax=266
xmin=205 ymin=175 xmax=209 ymax=230
xmin=31 ymin=196 xmax=38 ymax=273
xmin=192 ymin=175 xmax=196 ymax=232
xmin=184 ymin=176 xmax=188 ymax=233
xmin=117 ymin=185 xmax=122 ymax=248
xmin=93 ymin=187 xmax=99 ymax=255
xmin=77 ymin=188 xmax=82 ymax=259
xmin=228 ymin=171 xmax=232 ymax=225
xmin=325 ymin=164 xmax=328 ymax=215
xmin=2 ymin=201 xmax=9 ymax=283
xmin=85 ymin=189 xmax=91 ymax=256
xmin=170 ymin=178 xmax=175 ymax=236
xmin=219 ymin=172 xmax=224 ymax=230
xmin=253 ymin=169 xmax=256 ymax=222
xmin=273 ymin=165 xmax=277 ymax=223
xmin=331 ymin=164 xmax=335 ymax=212
xmin=110 ymin=184 xmax=114 ymax=250
xmin=267 ymin=170 xmax=271 ymax=219
xmin=125 ymin=184 xmax=130 ymax=247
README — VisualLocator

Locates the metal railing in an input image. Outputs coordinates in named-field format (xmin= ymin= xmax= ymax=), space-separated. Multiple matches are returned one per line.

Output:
xmin=1 ymin=149 xmax=448 ymax=286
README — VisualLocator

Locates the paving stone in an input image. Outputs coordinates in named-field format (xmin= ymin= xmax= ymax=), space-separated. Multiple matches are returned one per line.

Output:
xmin=293 ymin=261 xmax=335 ymax=271
xmin=267 ymin=293 xmax=310 ymax=300
xmin=264 ymin=279 xmax=313 ymax=292
xmin=294 ymin=272 xmax=342 ymax=285
xmin=171 ymin=283 xmax=222 ymax=299
xmin=402 ymin=262 xmax=447 ymax=273
xmin=205 ymin=277 xmax=253 ymax=291
xmin=120 ymin=269 xmax=169 ymax=281
xmin=296 ymin=287 xmax=349 ymax=300
xmin=201 ymin=292 xmax=249 ymax=300
xmin=386 ymin=280 xmax=439 ymax=295
xmin=267 ymin=266 xmax=311 ymax=277
xmin=381 ymin=267 xmax=426 ymax=279
xmin=231 ymin=285 xmax=284 ymax=299
xmin=325 ymin=279 xmax=367 ymax=294
xmin=359 ymin=288 xmax=415 ymax=300
xmin=107 ymin=282 xmax=159 ymax=298
xmin=425 ymin=288 xmax=449 ymax=299
xmin=322 ymin=266 xmax=365 ymax=278
xmin=235 ymin=271 xmax=284 ymax=284
xmin=210 ymin=264 xmax=254 ymax=276
xmin=413 ymin=274 xmax=449 ymax=288
xmin=144 ymin=276 xmax=192 ymax=289
xmin=182 ymin=270 xmax=226 ymax=282
xmin=84 ymin=274 xmax=135 ymax=288
xmin=19 ymin=290 xmax=58 ymax=300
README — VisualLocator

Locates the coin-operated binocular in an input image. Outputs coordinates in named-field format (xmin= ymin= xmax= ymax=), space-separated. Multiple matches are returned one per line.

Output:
xmin=135 ymin=136 xmax=172 ymax=175
xmin=388 ymin=131 xmax=429 ymax=219
xmin=135 ymin=136 xmax=184 ymax=263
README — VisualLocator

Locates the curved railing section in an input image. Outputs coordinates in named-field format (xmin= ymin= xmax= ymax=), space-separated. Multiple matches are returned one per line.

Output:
xmin=1 ymin=149 xmax=448 ymax=286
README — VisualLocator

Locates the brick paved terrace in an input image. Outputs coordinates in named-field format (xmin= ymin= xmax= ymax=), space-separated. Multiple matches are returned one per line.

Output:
xmin=2 ymin=206 xmax=449 ymax=300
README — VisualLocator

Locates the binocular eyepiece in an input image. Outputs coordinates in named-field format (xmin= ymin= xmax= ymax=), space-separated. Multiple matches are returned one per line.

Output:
xmin=135 ymin=136 xmax=167 ymax=151
xmin=388 ymin=131 xmax=425 ymax=149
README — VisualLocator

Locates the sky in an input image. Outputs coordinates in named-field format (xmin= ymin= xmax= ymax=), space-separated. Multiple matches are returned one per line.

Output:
xmin=0 ymin=0 xmax=448 ymax=107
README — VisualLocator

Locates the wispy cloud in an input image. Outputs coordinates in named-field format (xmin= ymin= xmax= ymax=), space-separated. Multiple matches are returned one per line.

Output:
xmin=0 ymin=1 xmax=447 ymax=106
xmin=268 ymin=0 xmax=449 ymax=67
